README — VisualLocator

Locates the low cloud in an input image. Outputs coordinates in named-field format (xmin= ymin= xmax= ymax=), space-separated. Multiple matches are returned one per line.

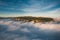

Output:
xmin=0 ymin=20 xmax=60 ymax=40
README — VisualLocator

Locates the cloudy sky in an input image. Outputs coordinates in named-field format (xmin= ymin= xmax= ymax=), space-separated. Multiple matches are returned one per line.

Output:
xmin=0 ymin=0 xmax=60 ymax=17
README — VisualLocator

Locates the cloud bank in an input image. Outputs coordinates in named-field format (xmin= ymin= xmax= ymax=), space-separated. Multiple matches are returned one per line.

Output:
xmin=0 ymin=20 xmax=60 ymax=40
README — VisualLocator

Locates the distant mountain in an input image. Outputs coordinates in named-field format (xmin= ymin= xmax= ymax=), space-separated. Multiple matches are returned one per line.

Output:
xmin=0 ymin=16 xmax=54 ymax=23
xmin=11 ymin=16 xmax=54 ymax=22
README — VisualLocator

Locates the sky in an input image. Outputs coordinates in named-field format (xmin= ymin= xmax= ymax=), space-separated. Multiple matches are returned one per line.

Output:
xmin=0 ymin=0 xmax=60 ymax=18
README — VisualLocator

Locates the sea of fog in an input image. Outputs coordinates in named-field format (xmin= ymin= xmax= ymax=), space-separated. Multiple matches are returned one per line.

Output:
xmin=0 ymin=19 xmax=60 ymax=40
